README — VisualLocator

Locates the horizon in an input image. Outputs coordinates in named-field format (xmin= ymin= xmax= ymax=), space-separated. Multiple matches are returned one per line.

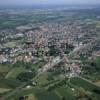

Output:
xmin=0 ymin=4 xmax=99 ymax=9
xmin=0 ymin=0 xmax=100 ymax=6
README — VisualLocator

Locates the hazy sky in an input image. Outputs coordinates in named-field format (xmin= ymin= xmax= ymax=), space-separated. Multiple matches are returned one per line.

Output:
xmin=0 ymin=0 xmax=100 ymax=5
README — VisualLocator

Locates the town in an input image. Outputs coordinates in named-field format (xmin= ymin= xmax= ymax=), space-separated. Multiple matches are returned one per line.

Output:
xmin=0 ymin=7 xmax=100 ymax=100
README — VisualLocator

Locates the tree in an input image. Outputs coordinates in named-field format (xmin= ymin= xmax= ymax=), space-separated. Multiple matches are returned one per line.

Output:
xmin=16 ymin=72 xmax=35 ymax=82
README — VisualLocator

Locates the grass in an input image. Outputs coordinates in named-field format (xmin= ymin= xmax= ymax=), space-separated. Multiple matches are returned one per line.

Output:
xmin=0 ymin=88 xmax=12 ymax=93
xmin=6 ymin=67 xmax=26 ymax=79
xmin=0 ymin=64 xmax=11 ymax=77
xmin=0 ymin=78 xmax=22 ymax=89
xmin=35 ymin=73 xmax=49 ymax=86
xmin=54 ymin=85 xmax=76 ymax=100
xmin=5 ymin=87 xmax=41 ymax=100
xmin=36 ymin=90 xmax=61 ymax=100
xmin=6 ymin=86 xmax=61 ymax=100
xmin=96 ymin=80 xmax=100 ymax=86
xmin=70 ymin=77 xmax=100 ymax=92
xmin=26 ymin=94 xmax=36 ymax=100
xmin=0 ymin=64 xmax=11 ymax=73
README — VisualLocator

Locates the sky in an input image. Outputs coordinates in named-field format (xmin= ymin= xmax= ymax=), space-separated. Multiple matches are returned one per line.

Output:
xmin=0 ymin=0 xmax=100 ymax=6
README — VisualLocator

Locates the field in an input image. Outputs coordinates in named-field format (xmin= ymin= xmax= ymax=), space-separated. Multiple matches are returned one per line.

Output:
xmin=55 ymin=85 xmax=76 ymax=100
xmin=70 ymin=77 xmax=100 ymax=99
xmin=0 ymin=78 xmax=22 ymax=89
xmin=70 ymin=77 xmax=100 ymax=91
xmin=6 ymin=87 xmax=61 ymax=100
xmin=0 ymin=65 xmax=11 ymax=77
xmin=36 ymin=91 xmax=61 ymax=100
xmin=0 ymin=88 xmax=12 ymax=94
xmin=6 ymin=67 xmax=27 ymax=78
xmin=35 ymin=73 xmax=49 ymax=86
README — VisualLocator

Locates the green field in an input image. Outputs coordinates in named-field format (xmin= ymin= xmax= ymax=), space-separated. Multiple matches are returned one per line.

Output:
xmin=0 ymin=64 xmax=11 ymax=77
xmin=0 ymin=88 xmax=12 ymax=94
xmin=6 ymin=67 xmax=27 ymax=79
xmin=35 ymin=73 xmax=49 ymax=86
xmin=0 ymin=65 xmax=10 ymax=72
xmin=6 ymin=87 xmax=60 ymax=100
xmin=70 ymin=77 xmax=100 ymax=91
xmin=36 ymin=91 xmax=61 ymax=100
xmin=70 ymin=77 xmax=100 ymax=100
xmin=0 ymin=78 xmax=22 ymax=89
xmin=55 ymin=85 xmax=76 ymax=100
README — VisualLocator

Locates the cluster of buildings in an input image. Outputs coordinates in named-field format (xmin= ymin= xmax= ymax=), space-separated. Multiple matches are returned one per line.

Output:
xmin=0 ymin=17 xmax=99 ymax=65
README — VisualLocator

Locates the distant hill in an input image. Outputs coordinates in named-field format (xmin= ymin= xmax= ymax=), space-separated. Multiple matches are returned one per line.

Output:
xmin=0 ymin=4 xmax=99 ymax=10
